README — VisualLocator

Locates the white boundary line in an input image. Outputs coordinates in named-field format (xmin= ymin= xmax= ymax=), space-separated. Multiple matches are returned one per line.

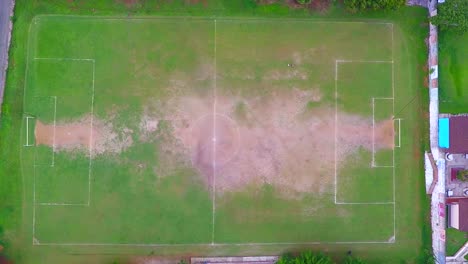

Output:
xmin=29 ymin=20 xmax=397 ymax=247
xmin=33 ymin=14 xmax=394 ymax=25
xmin=391 ymin=24 xmax=396 ymax=240
xmin=38 ymin=202 xmax=88 ymax=206
xmin=336 ymin=60 xmax=393 ymax=63
xmin=32 ymin=160 xmax=37 ymax=244
xmin=31 ymin=59 xmax=95 ymax=243
xmin=335 ymin=202 xmax=395 ymax=205
xmin=23 ymin=116 xmax=35 ymax=147
xmin=334 ymin=60 xmax=395 ymax=207
xmin=34 ymin=57 xmax=94 ymax=61
xmin=34 ymin=240 xmax=395 ymax=247
xmin=211 ymin=19 xmax=217 ymax=245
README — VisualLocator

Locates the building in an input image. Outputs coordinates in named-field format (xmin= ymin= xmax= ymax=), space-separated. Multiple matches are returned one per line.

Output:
xmin=447 ymin=198 xmax=468 ymax=232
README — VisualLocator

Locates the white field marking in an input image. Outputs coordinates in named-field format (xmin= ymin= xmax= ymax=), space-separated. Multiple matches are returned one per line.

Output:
xmin=23 ymin=20 xmax=36 ymax=246
xmin=32 ymin=14 xmax=394 ymax=25
xmin=394 ymin=118 xmax=402 ymax=148
xmin=334 ymin=60 xmax=338 ymax=204
xmin=51 ymin=96 xmax=57 ymax=167
xmin=32 ymin=163 xmax=37 ymax=245
xmin=29 ymin=21 xmax=396 ymax=246
xmin=34 ymin=240 xmax=395 ymax=247
xmin=335 ymin=59 xmax=397 ymax=209
xmin=371 ymin=97 xmax=395 ymax=168
xmin=24 ymin=116 xmax=35 ymax=147
xmin=336 ymin=202 xmax=395 ymax=205
xmin=31 ymin=60 xmax=95 ymax=210
xmin=336 ymin=60 xmax=393 ymax=63
xmin=372 ymin=98 xmax=375 ymax=167
xmin=391 ymin=23 xmax=396 ymax=240
xmin=211 ymin=19 xmax=217 ymax=245
xmin=38 ymin=203 xmax=88 ymax=206
xmin=87 ymin=59 xmax=96 ymax=207
xmin=34 ymin=57 xmax=94 ymax=61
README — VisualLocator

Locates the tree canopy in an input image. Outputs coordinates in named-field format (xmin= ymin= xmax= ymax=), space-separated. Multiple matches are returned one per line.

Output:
xmin=431 ymin=0 xmax=468 ymax=33
xmin=276 ymin=252 xmax=366 ymax=264
xmin=343 ymin=0 xmax=406 ymax=12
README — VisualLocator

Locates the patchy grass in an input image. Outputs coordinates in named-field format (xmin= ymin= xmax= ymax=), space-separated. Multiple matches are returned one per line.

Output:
xmin=0 ymin=0 xmax=430 ymax=263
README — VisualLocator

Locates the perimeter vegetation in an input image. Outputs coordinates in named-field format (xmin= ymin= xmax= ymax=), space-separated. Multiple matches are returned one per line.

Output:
xmin=0 ymin=1 xmax=430 ymax=263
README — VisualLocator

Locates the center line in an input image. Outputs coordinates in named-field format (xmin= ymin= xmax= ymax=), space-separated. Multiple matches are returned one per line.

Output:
xmin=211 ymin=19 xmax=217 ymax=245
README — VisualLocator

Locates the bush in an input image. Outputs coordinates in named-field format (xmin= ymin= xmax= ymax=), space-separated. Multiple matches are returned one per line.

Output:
xmin=296 ymin=0 xmax=312 ymax=4
xmin=431 ymin=0 xmax=468 ymax=33
xmin=457 ymin=170 xmax=468 ymax=182
xmin=277 ymin=252 xmax=333 ymax=264
xmin=344 ymin=0 xmax=405 ymax=12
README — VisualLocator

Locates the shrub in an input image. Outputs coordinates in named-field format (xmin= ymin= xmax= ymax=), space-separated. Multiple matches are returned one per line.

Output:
xmin=457 ymin=170 xmax=468 ymax=182
xmin=344 ymin=0 xmax=405 ymax=12
xmin=296 ymin=0 xmax=312 ymax=4
xmin=277 ymin=252 xmax=333 ymax=264
xmin=431 ymin=0 xmax=468 ymax=33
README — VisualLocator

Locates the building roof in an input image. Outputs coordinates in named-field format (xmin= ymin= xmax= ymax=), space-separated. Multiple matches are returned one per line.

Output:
xmin=459 ymin=199 xmax=468 ymax=232
xmin=448 ymin=116 xmax=468 ymax=154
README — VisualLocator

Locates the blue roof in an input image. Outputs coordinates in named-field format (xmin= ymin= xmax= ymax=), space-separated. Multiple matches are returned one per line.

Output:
xmin=439 ymin=118 xmax=450 ymax=148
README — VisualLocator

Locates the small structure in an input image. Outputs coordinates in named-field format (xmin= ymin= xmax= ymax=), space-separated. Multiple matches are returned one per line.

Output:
xmin=439 ymin=115 xmax=468 ymax=197
xmin=439 ymin=116 xmax=468 ymax=154
xmin=447 ymin=198 xmax=468 ymax=232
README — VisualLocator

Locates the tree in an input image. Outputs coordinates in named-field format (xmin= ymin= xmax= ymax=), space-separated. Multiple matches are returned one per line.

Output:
xmin=343 ymin=0 xmax=405 ymax=12
xmin=431 ymin=0 xmax=468 ymax=33
xmin=277 ymin=252 xmax=333 ymax=264
xmin=457 ymin=169 xmax=468 ymax=182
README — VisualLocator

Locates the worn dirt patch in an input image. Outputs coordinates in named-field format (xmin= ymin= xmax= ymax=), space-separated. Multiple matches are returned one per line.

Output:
xmin=154 ymin=89 xmax=394 ymax=197
xmin=35 ymin=116 xmax=133 ymax=155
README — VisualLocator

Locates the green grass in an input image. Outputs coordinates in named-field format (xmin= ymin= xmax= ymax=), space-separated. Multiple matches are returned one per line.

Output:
xmin=0 ymin=1 xmax=431 ymax=263
xmin=446 ymin=228 xmax=468 ymax=256
xmin=24 ymin=17 xmax=397 ymax=245
xmin=439 ymin=31 xmax=468 ymax=113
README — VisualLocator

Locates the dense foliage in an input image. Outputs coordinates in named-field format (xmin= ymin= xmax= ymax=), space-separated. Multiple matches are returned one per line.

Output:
xmin=277 ymin=252 xmax=366 ymax=264
xmin=457 ymin=170 xmax=468 ymax=182
xmin=344 ymin=0 xmax=405 ymax=12
xmin=277 ymin=252 xmax=333 ymax=264
xmin=431 ymin=0 xmax=468 ymax=33
xmin=296 ymin=0 xmax=312 ymax=4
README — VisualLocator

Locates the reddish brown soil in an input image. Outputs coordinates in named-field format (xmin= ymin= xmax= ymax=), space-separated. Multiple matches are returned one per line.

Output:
xmin=35 ymin=116 xmax=133 ymax=155
xmin=35 ymin=120 xmax=94 ymax=150
xmin=157 ymin=90 xmax=394 ymax=196
xmin=35 ymin=89 xmax=394 ymax=196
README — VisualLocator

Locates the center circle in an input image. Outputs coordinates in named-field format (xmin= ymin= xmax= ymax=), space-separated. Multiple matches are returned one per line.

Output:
xmin=190 ymin=113 xmax=240 ymax=172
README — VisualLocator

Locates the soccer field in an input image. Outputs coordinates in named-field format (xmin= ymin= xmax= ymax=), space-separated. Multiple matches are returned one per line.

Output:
xmin=22 ymin=16 xmax=404 ymax=246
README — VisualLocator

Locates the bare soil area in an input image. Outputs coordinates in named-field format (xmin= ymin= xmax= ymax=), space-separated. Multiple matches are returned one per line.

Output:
xmin=35 ymin=89 xmax=393 ymax=196
xmin=157 ymin=89 xmax=394 ymax=196
xmin=35 ymin=115 xmax=132 ymax=155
